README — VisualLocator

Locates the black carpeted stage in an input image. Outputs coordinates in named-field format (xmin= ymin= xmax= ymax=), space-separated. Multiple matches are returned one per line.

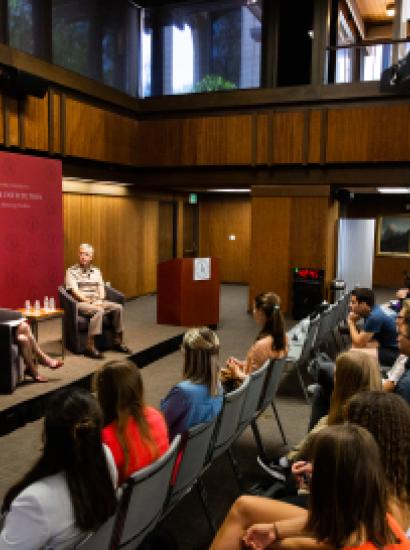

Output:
xmin=0 ymin=293 xmax=190 ymax=436
xmin=0 ymin=332 xmax=185 ymax=436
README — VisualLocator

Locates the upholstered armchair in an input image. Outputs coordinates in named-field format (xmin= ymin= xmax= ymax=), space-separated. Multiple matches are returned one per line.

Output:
xmin=58 ymin=286 xmax=125 ymax=354
xmin=0 ymin=308 xmax=25 ymax=393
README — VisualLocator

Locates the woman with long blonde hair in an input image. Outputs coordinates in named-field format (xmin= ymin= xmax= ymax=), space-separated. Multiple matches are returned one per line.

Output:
xmin=161 ymin=327 xmax=223 ymax=439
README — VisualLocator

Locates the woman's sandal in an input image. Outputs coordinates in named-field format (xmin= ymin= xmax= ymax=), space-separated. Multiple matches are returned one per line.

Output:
xmin=25 ymin=368 xmax=48 ymax=383
xmin=42 ymin=358 xmax=64 ymax=369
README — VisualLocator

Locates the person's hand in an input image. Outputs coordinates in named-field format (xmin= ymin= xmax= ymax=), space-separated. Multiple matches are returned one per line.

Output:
xmin=348 ymin=312 xmax=360 ymax=323
xmin=396 ymin=288 xmax=408 ymax=299
xmin=243 ymin=523 xmax=277 ymax=549
xmin=291 ymin=461 xmax=312 ymax=492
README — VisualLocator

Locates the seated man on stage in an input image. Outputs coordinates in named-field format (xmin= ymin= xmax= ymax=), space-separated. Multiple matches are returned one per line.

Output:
xmin=65 ymin=243 xmax=130 ymax=359
xmin=348 ymin=287 xmax=399 ymax=367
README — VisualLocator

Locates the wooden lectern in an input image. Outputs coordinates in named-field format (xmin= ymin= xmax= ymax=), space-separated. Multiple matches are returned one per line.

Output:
xmin=157 ymin=258 xmax=220 ymax=326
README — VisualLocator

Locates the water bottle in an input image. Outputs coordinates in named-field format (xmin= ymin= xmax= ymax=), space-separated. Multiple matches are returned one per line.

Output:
xmin=34 ymin=300 xmax=40 ymax=312
xmin=24 ymin=300 xmax=31 ymax=312
xmin=44 ymin=296 xmax=49 ymax=310
xmin=49 ymin=297 xmax=55 ymax=310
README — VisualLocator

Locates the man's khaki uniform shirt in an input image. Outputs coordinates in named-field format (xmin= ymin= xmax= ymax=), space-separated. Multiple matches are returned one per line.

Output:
xmin=65 ymin=264 xmax=104 ymax=302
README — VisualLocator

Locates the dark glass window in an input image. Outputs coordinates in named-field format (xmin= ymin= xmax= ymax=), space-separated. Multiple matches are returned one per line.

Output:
xmin=8 ymin=0 xmax=34 ymax=55
xmin=141 ymin=0 xmax=262 ymax=97
xmin=52 ymin=0 xmax=138 ymax=96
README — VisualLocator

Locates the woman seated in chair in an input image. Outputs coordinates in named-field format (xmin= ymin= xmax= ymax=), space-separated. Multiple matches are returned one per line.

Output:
xmin=222 ymin=292 xmax=287 ymax=386
xmin=212 ymin=423 xmax=410 ymax=550
xmin=160 ymin=327 xmax=223 ymax=440
xmin=16 ymin=320 xmax=63 ymax=383
xmin=0 ymin=387 xmax=117 ymax=549
xmin=95 ymin=359 xmax=170 ymax=485
xmin=241 ymin=424 xmax=409 ymax=550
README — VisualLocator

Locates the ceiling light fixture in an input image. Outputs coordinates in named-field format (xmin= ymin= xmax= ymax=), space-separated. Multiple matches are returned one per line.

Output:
xmin=377 ymin=187 xmax=410 ymax=194
xmin=386 ymin=2 xmax=395 ymax=17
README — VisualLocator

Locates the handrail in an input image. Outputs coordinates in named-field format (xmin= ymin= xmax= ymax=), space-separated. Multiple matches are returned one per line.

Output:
xmin=326 ymin=37 xmax=410 ymax=51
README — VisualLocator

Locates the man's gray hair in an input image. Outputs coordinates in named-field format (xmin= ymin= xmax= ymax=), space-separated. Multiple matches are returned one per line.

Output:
xmin=79 ymin=243 xmax=94 ymax=255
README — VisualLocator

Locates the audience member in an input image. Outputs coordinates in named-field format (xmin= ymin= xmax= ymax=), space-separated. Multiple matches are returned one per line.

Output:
xmin=347 ymin=391 xmax=410 ymax=534
xmin=383 ymin=300 xmax=410 ymax=393
xmin=259 ymin=350 xmax=381 ymax=482
xmin=348 ymin=287 xmax=398 ymax=367
xmin=0 ymin=387 xmax=117 ymax=549
xmin=246 ymin=424 xmax=409 ymax=549
xmin=394 ymin=312 xmax=410 ymax=404
xmin=16 ymin=320 xmax=63 ymax=382
xmin=160 ymin=327 xmax=223 ymax=440
xmin=65 ymin=243 xmax=130 ymax=359
xmin=95 ymin=359 xmax=169 ymax=485
xmin=222 ymin=292 xmax=287 ymax=385
xmin=396 ymin=274 xmax=410 ymax=301
xmin=212 ymin=425 xmax=410 ymax=550
xmin=309 ymin=300 xmax=410 ymax=427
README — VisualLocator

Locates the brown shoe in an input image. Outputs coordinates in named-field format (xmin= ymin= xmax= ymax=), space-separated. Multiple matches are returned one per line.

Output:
xmin=84 ymin=348 xmax=104 ymax=360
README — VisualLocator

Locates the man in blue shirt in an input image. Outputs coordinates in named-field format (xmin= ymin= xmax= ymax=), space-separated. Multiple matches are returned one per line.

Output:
xmin=348 ymin=287 xmax=399 ymax=367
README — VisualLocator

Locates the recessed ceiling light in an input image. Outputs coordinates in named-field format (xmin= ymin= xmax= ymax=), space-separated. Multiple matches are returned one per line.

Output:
xmin=205 ymin=188 xmax=250 ymax=193
xmin=377 ymin=187 xmax=410 ymax=194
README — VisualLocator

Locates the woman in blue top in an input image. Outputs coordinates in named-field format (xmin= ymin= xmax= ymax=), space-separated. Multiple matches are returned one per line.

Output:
xmin=161 ymin=327 xmax=223 ymax=440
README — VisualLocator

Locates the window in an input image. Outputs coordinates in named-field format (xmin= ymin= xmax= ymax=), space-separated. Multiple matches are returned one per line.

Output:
xmin=8 ymin=0 xmax=34 ymax=55
xmin=141 ymin=0 xmax=262 ymax=97
xmin=52 ymin=0 xmax=138 ymax=96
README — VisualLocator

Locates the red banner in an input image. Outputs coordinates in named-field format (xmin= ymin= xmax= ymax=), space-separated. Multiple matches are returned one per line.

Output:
xmin=0 ymin=151 xmax=63 ymax=309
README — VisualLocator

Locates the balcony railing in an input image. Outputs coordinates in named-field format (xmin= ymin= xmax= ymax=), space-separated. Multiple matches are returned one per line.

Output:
xmin=326 ymin=38 xmax=410 ymax=85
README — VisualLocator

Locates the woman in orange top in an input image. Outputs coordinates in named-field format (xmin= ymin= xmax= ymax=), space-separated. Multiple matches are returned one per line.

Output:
xmin=242 ymin=424 xmax=410 ymax=550
xmin=95 ymin=359 xmax=169 ymax=486
xmin=223 ymin=292 xmax=288 ymax=384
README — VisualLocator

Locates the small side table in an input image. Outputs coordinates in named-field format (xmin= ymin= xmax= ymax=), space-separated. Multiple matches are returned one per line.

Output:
xmin=16 ymin=308 xmax=65 ymax=358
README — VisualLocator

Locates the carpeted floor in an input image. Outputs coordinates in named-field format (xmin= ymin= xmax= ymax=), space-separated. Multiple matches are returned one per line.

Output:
xmin=0 ymin=284 xmax=396 ymax=549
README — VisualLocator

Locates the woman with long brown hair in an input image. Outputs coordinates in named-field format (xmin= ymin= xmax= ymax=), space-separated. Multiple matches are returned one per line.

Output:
xmin=95 ymin=359 xmax=169 ymax=485
xmin=224 ymin=292 xmax=287 ymax=383
xmin=211 ymin=351 xmax=383 ymax=549
xmin=243 ymin=424 xmax=410 ymax=549
xmin=283 ymin=349 xmax=382 ymax=464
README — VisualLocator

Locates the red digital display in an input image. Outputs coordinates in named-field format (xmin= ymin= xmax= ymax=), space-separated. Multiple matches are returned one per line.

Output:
xmin=293 ymin=268 xmax=324 ymax=280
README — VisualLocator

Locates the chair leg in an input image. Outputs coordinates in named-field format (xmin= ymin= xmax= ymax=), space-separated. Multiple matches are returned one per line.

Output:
xmin=296 ymin=364 xmax=311 ymax=404
xmin=271 ymin=402 xmax=288 ymax=445
xmin=196 ymin=479 xmax=217 ymax=535
xmin=227 ymin=447 xmax=247 ymax=492
xmin=250 ymin=420 xmax=270 ymax=463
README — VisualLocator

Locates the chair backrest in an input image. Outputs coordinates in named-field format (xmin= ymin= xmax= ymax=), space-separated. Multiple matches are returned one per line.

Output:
xmin=76 ymin=435 xmax=181 ymax=550
xmin=167 ymin=419 xmax=217 ymax=508
xmin=209 ymin=376 xmax=250 ymax=461
xmin=258 ymin=357 xmax=286 ymax=413
xmin=0 ymin=308 xmax=22 ymax=323
xmin=297 ymin=314 xmax=319 ymax=366
xmin=314 ymin=306 xmax=333 ymax=348
xmin=236 ymin=361 xmax=270 ymax=435
xmin=118 ymin=434 xmax=181 ymax=549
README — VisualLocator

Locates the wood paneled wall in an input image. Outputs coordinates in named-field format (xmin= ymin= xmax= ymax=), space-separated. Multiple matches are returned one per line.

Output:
xmin=199 ymin=197 xmax=251 ymax=283
xmin=63 ymin=194 xmax=158 ymax=298
xmin=249 ymin=191 xmax=338 ymax=313
xmin=1 ymin=88 xmax=410 ymax=169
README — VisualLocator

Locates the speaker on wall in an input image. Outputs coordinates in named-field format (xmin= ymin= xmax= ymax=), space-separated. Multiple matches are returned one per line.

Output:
xmin=0 ymin=65 xmax=48 ymax=99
